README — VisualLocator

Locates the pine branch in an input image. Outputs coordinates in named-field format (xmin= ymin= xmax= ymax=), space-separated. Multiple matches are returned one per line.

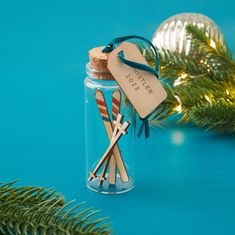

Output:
xmin=186 ymin=24 xmax=232 ymax=60
xmin=0 ymin=181 xmax=112 ymax=235
xmin=189 ymin=101 xmax=235 ymax=133
xmin=186 ymin=24 xmax=235 ymax=81
xmin=149 ymin=75 xmax=235 ymax=133
xmin=144 ymin=25 xmax=235 ymax=82
xmin=128 ymin=25 xmax=235 ymax=134
xmin=158 ymin=49 xmax=207 ymax=80
xmin=157 ymin=47 xmax=235 ymax=83
xmin=147 ymin=25 xmax=235 ymax=134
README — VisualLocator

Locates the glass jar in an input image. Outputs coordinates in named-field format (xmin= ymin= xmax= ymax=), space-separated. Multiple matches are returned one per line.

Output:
xmin=84 ymin=47 xmax=136 ymax=194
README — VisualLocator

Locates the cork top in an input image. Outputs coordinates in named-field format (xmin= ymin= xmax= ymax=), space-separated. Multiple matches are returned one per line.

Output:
xmin=88 ymin=46 xmax=114 ymax=80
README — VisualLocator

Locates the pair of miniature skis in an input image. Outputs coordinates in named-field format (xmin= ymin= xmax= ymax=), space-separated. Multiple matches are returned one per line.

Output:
xmin=89 ymin=90 xmax=129 ymax=185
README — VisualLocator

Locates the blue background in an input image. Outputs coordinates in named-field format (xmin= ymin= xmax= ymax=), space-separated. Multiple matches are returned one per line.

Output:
xmin=0 ymin=1 xmax=235 ymax=234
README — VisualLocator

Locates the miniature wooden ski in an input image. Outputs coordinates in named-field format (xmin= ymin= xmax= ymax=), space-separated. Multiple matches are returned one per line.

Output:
xmin=108 ymin=90 xmax=122 ymax=184
xmin=99 ymin=113 xmax=122 ymax=186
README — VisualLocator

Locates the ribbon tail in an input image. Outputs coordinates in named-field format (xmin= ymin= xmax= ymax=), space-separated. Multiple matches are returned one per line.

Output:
xmin=137 ymin=118 xmax=150 ymax=139
xmin=144 ymin=119 xmax=150 ymax=139
xmin=137 ymin=119 xmax=145 ymax=138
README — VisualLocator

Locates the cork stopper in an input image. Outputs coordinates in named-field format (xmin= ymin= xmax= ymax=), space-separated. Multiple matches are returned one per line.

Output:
xmin=88 ymin=46 xmax=114 ymax=80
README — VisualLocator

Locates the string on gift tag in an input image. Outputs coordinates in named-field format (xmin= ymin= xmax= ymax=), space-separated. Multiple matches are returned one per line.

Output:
xmin=102 ymin=35 xmax=160 ymax=139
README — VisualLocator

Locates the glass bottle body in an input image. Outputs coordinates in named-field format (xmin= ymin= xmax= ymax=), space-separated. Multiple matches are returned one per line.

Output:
xmin=84 ymin=64 xmax=136 ymax=194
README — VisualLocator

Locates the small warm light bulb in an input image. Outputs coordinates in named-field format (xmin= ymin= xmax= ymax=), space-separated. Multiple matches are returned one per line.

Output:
xmin=174 ymin=95 xmax=183 ymax=113
xmin=205 ymin=95 xmax=212 ymax=105
xmin=173 ymin=73 xmax=188 ymax=86
xmin=200 ymin=59 xmax=204 ymax=64
xmin=226 ymin=89 xmax=230 ymax=95
xmin=210 ymin=39 xmax=216 ymax=49
xmin=174 ymin=104 xmax=183 ymax=113
xmin=180 ymin=72 xmax=188 ymax=79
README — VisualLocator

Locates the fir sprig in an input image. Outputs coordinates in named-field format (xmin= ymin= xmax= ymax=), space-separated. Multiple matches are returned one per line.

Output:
xmin=186 ymin=24 xmax=235 ymax=81
xmin=143 ymin=24 xmax=235 ymax=134
xmin=189 ymin=101 xmax=235 ymax=133
xmin=0 ymin=181 xmax=112 ymax=235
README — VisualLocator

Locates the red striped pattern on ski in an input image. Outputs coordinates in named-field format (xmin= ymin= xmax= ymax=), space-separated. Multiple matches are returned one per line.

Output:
xmin=96 ymin=94 xmax=110 ymax=122
xmin=112 ymin=90 xmax=121 ymax=121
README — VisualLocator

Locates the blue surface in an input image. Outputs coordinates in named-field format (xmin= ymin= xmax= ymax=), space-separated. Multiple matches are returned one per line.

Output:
xmin=0 ymin=1 xmax=235 ymax=234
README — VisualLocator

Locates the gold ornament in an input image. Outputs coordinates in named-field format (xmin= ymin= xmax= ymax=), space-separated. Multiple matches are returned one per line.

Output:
xmin=152 ymin=13 xmax=225 ymax=55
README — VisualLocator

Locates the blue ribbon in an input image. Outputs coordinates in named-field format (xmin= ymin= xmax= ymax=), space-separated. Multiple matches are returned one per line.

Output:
xmin=137 ymin=117 xmax=150 ymax=139
xmin=102 ymin=35 xmax=159 ymax=73
xmin=118 ymin=51 xmax=159 ymax=78
xmin=102 ymin=35 xmax=159 ymax=139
